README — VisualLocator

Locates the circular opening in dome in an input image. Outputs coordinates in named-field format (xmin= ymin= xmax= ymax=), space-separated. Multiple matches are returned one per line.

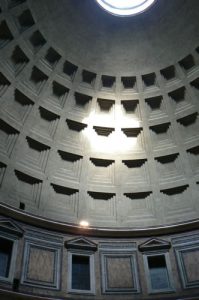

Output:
xmin=96 ymin=0 xmax=156 ymax=16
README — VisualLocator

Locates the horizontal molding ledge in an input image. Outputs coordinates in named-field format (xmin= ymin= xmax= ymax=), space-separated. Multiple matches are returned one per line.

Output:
xmin=0 ymin=203 xmax=199 ymax=238
xmin=0 ymin=288 xmax=199 ymax=300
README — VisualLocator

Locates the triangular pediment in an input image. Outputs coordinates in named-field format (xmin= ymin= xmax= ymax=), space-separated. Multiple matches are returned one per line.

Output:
xmin=65 ymin=237 xmax=97 ymax=251
xmin=139 ymin=238 xmax=171 ymax=252
xmin=0 ymin=218 xmax=24 ymax=237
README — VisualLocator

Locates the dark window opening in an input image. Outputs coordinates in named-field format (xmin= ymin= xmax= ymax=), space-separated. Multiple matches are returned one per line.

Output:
xmin=148 ymin=255 xmax=170 ymax=290
xmin=72 ymin=255 xmax=90 ymax=290
xmin=0 ymin=238 xmax=13 ymax=278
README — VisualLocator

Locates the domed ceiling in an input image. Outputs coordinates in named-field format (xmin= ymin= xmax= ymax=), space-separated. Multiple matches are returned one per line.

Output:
xmin=0 ymin=0 xmax=198 ymax=230
xmin=30 ymin=0 xmax=199 ymax=74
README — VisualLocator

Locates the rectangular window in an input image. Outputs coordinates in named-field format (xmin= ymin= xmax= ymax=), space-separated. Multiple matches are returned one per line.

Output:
xmin=0 ymin=237 xmax=13 ymax=278
xmin=143 ymin=253 xmax=174 ymax=294
xmin=148 ymin=255 xmax=170 ymax=290
xmin=67 ymin=251 xmax=95 ymax=294
xmin=72 ymin=255 xmax=90 ymax=290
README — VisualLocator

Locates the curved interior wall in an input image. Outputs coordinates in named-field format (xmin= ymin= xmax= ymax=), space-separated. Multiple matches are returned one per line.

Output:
xmin=0 ymin=0 xmax=198 ymax=229
xmin=0 ymin=215 xmax=198 ymax=300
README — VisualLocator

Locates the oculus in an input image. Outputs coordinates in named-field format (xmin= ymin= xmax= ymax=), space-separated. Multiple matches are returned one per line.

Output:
xmin=96 ymin=0 xmax=156 ymax=16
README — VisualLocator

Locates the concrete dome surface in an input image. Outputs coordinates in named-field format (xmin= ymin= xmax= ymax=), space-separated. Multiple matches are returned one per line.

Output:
xmin=0 ymin=0 xmax=198 ymax=229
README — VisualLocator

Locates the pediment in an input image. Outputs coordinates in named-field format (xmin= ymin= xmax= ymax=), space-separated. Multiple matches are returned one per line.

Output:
xmin=65 ymin=237 xmax=97 ymax=251
xmin=139 ymin=238 xmax=171 ymax=252
xmin=0 ymin=218 xmax=24 ymax=237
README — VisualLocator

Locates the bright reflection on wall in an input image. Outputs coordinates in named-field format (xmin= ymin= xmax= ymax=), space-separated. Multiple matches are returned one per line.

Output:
xmin=79 ymin=220 xmax=90 ymax=228
xmin=83 ymin=105 xmax=140 ymax=154
xmin=96 ymin=0 xmax=156 ymax=16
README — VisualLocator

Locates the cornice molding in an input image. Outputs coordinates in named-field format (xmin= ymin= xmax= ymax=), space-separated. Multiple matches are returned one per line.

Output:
xmin=0 ymin=203 xmax=198 ymax=238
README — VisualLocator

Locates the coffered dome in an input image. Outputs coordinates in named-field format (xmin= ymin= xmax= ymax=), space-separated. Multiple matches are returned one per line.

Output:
xmin=0 ymin=0 xmax=198 ymax=230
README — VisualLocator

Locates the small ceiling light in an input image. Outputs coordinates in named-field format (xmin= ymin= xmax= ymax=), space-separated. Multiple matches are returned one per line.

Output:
xmin=96 ymin=0 xmax=156 ymax=17
xmin=79 ymin=220 xmax=90 ymax=227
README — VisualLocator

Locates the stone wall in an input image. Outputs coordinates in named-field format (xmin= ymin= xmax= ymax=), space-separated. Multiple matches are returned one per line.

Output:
xmin=0 ymin=215 xmax=199 ymax=299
